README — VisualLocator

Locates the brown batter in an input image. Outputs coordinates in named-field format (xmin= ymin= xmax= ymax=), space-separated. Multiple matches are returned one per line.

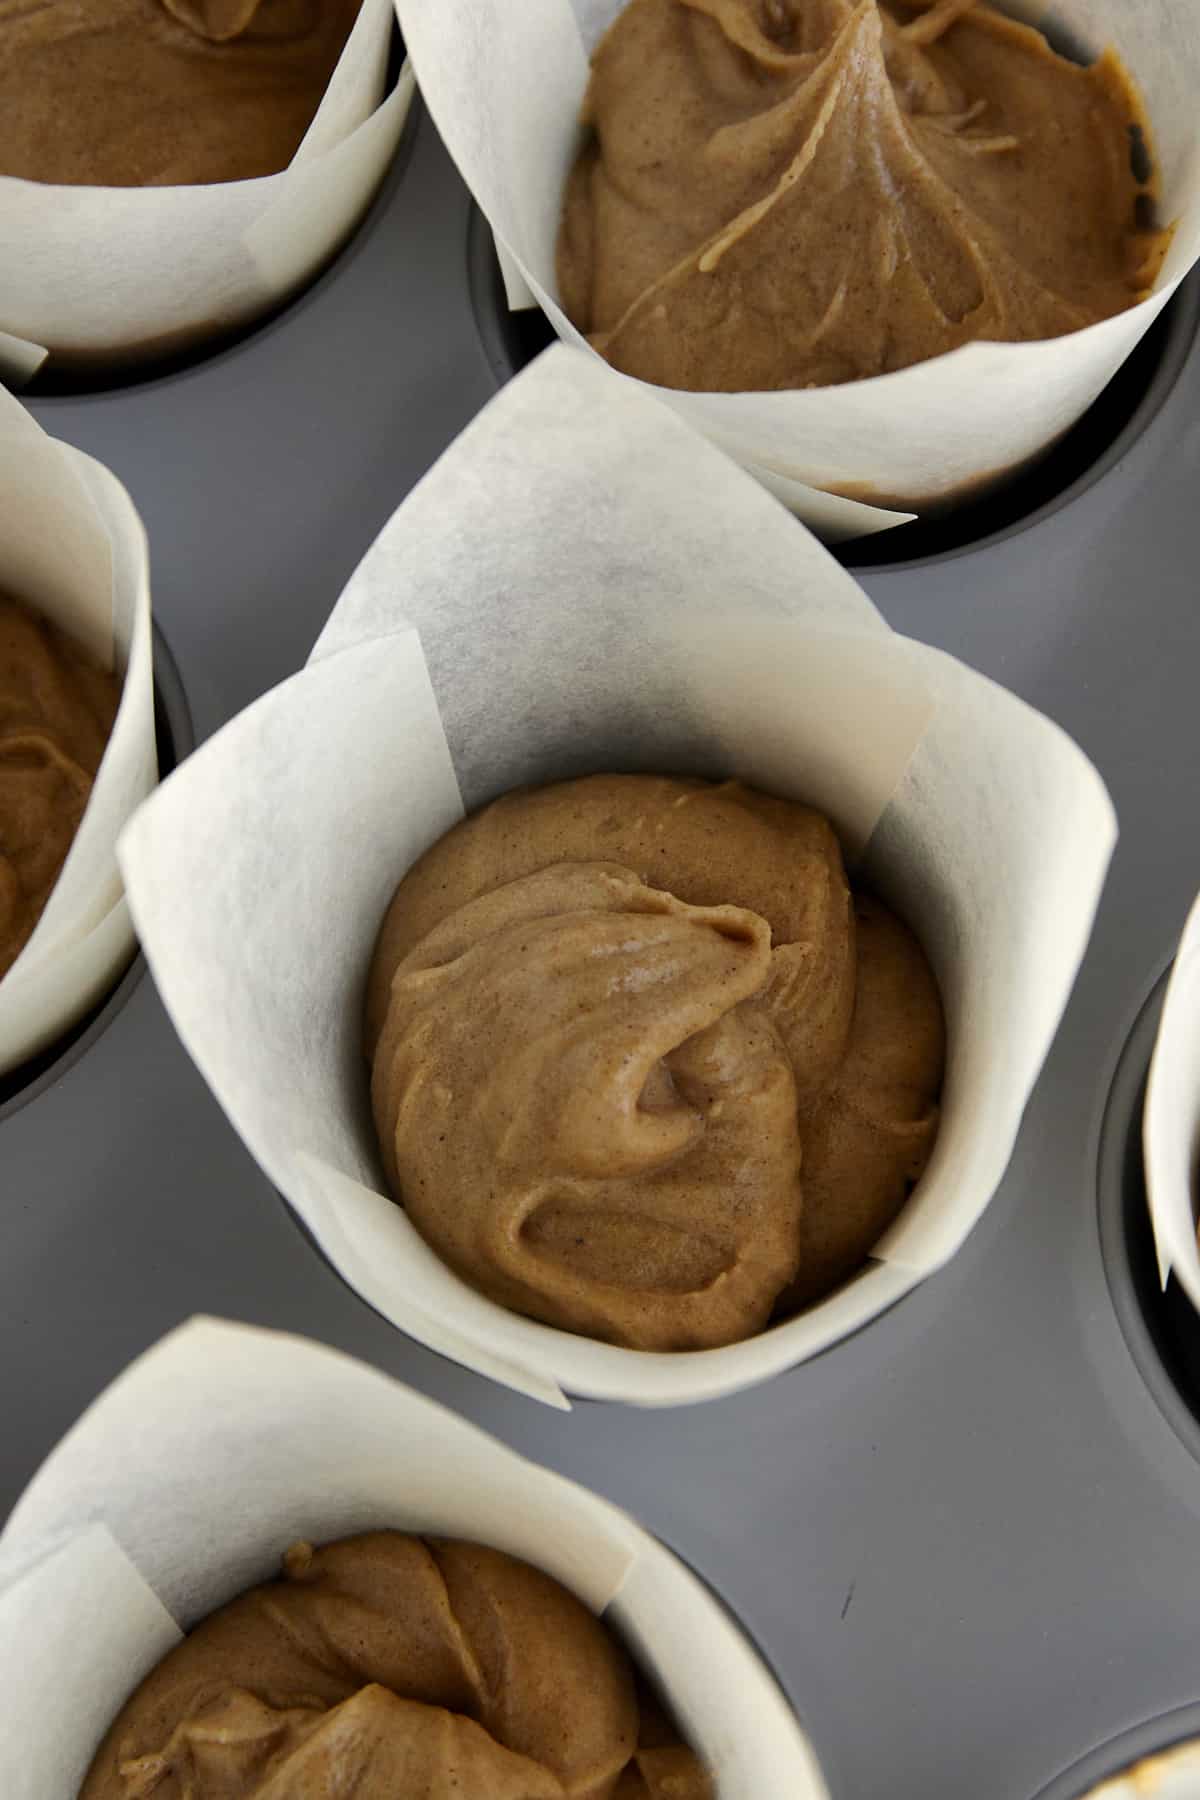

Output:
xmin=367 ymin=776 xmax=944 ymax=1351
xmin=0 ymin=0 xmax=362 ymax=188
xmin=0 ymin=596 xmax=119 ymax=984
xmin=79 ymin=1532 xmax=711 ymax=1799
xmin=557 ymin=0 xmax=1171 ymax=389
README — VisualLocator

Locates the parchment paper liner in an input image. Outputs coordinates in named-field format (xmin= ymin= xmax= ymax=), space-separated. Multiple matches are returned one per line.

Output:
xmin=117 ymin=344 xmax=1116 ymax=1409
xmin=1143 ymin=891 xmax=1200 ymax=1316
xmin=0 ymin=0 xmax=413 ymax=381
xmin=397 ymin=0 xmax=1200 ymax=541
xmin=0 ymin=390 xmax=156 ymax=1076
xmin=0 ymin=1316 xmax=828 ymax=1800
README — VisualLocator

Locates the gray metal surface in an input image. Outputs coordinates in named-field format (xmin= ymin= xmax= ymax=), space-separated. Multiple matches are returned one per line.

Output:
xmin=6 ymin=99 xmax=1200 ymax=1800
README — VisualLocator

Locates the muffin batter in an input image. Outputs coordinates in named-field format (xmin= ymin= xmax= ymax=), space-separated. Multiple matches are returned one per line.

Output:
xmin=557 ymin=0 xmax=1170 ymax=389
xmin=79 ymin=1532 xmax=711 ymax=1798
xmin=0 ymin=0 xmax=362 ymax=188
xmin=0 ymin=596 xmax=119 ymax=983
xmin=367 ymin=776 xmax=944 ymax=1350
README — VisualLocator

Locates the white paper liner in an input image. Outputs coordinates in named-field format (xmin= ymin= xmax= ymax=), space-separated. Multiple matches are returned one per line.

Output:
xmin=117 ymin=345 xmax=1115 ymax=1408
xmin=1143 ymin=890 xmax=1200 ymax=1310
xmin=495 ymin=230 xmax=538 ymax=312
xmin=0 ymin=1317 xmax=828 ymax=1800
xmin=0 ymin=392 xmax=157 ymax=1075
xmin=398 ymin=0 xmax=1200 ymax=537
xmin=1081 ymin=1742 xmax=1200 ymax=1800
xmin=0 ymin=0 xmax=413 ymax=380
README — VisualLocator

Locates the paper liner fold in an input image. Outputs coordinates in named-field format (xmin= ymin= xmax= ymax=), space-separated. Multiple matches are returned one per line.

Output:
xmin=0 ymin=1318 xmax=828 ymax=1799
xmin=0 ymin=392 xmax=157 ymax=1076
xmin=118 ymin=345 xmax=1115 ymax=1407
xmin=0 ymin=0 xmax=412 ymax=379
xmin=398 ymin=0 xmax=1200 ymax=536
xmin=1144 ymin=891 xmax=1200 ymax=1304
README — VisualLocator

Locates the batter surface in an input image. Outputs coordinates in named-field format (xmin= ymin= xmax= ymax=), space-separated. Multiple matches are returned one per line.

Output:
xmin=0 ymin=0 xmax=362 ymax=187
xmin=80 ymin=1532 xmax=711 ymax=1798
xmin=367 ymin=776 xmax=944 ymax=1350
xmin=557 ymin=0 xmax=1169 ymax=389
xmin=0 ymin=596 xmax=119 ymax=983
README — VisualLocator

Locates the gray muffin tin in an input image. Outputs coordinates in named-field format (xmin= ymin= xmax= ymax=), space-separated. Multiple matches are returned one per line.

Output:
xmin=7 ymin=87 xmax=1200 ymax=1800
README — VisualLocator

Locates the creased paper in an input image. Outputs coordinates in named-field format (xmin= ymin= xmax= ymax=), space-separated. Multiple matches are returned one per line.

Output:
xmin=0 ymin=1318 xmax=827 ymax=1800
xmin=1144 ymin=890 xmax=1200 ymax=1305
xmin=397 ymin=0 xmax=1200 ymax=536
xmin=0 ymin=392 xmax=157 ymax=1075
xmin=0 ymin=1528 xmax=181 ymax=1800
xmin=0 ymin=0 xmax=410 ymax=379
xmin=495 ymin=230 xmax=538 ymax=312
xmin=119 ymin=346 xmax=1115 ymax=1409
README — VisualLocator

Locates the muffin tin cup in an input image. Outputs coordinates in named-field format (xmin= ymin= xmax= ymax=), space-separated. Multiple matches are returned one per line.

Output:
xmin=114 ymin=345 xmax=1114 ymax=1409
xmin=0 ymin=1316 xmax=826 ymax=1799
xmin=0 ymin=393 xmax=157 ymax=1075
xmin=0 ymin=0 xmax=411 ymax=381
xmin=398 ymin=0 xmax=1200 ymax=538
xmin=1035 ymin=1715 xmax=1200 ymax=1800
xmin=1097 ymin=961 xmax=1200 ymax=1475
xmin=1079 ymin=1739 xmax=1200 ymax=1800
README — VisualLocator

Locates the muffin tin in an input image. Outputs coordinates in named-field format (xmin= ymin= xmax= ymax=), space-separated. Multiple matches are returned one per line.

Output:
xmin=6 ymin=90 xmax=1200 ymax=1800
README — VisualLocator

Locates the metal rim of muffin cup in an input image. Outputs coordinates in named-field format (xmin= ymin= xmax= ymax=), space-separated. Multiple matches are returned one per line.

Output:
xmin=1029 ymin=1702 xmax=1200 ymax=1799
xmin=467 ymin=206 xmax=1200 ymax=577
xmin=0 ymin=627 xmax=194 ymax=1123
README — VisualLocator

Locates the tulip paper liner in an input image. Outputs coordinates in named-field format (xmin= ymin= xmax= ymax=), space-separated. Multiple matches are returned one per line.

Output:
xmin=0 ymin=0 xmax=413 ymax=380
xmin=0 ymin=1317 xmax=828 ymax=1800
xmin=118 ymin=345 xmax=1116 ymax=1408
xmin=0 ymin=391 xmax=157 ymax=1075
xmin=1144 ymin=890 xmax=1200 ymax=1315
xmin=397 ymin=0 xmax=1200 ymax=539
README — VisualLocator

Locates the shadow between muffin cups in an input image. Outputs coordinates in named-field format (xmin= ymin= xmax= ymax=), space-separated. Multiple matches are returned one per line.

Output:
xmin=397 ymin=0 xmax=1200 ymax=541
xmin=117 ymin=345 xmax=1117 ymax=1409
xmin=0 ymin=1317 xmax=827 ymax=1797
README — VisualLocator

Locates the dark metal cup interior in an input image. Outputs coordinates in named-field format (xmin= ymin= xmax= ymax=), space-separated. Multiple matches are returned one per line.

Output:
xmin=1097 ymin=971 xmax=1200 ymax=1466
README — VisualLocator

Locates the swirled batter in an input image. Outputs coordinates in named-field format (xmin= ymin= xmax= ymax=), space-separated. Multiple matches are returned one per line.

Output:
xmin=367 ymin=776 xmax=945 ymax=1350
xmin=0 ymin=596 xmax=119 ymax=983
xmin=79 ymin=1533 xmax=711 ymax=1798
xmin=557 ymin=0 xmax=1170 ymax=389
xmin=0 ymin=0 xmax=362 ymax=188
